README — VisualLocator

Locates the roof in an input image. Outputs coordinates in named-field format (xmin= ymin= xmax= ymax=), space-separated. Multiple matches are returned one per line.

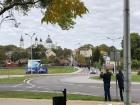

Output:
xmin=46 ymin=35 xmax=52 ymax=43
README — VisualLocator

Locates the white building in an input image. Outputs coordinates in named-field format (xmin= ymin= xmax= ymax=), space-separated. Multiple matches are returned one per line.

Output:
xmin=80 ymin=49 xmax=92 ymax=57
xmin=45 ymin=35 xmax=58 ymax=49
xmin=45 ymin=49 xmax=56 ymax=57
xmin=19 ymin=35 xmax=58 ymax=49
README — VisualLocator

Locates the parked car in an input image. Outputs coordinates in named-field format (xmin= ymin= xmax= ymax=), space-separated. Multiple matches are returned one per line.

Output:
xmin=89 ymin=68 xmax=98 ymax=74
xmin=25 ymin=60 xmax=48 ymax=74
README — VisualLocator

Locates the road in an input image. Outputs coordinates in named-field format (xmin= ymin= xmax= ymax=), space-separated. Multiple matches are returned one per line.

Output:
xmin=0 ymin=67 xmax=140 ymax=102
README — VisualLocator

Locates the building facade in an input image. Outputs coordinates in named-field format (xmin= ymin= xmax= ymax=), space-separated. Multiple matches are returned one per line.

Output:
xmin=19 ymin=35 xmax=57 ymax=49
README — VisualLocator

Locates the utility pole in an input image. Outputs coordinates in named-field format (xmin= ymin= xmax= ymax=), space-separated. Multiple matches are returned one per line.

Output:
xmin=123 ymin=0 xmax=131 ymax=105
xmin=25 ymin=33 xmax=36 ymax=74
xmin=106 ymin=37 xmax=121 ymax=100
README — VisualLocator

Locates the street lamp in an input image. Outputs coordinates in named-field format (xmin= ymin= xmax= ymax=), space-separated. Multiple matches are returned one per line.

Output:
xmin=25 ymin=33 xmax=36 ymax=60
xmin=106 ymin=37 xmax=121 ymax=44
xmin=124 ymin=0 xmax=131 ymax=104
xmin=106 ymin=36 xmax=121 ymax=100
xmin=25 ymin=33 xmax=36 ymax=73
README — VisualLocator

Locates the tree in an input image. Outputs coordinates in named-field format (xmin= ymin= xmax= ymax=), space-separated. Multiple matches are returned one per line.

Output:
xmin=0 ymin=0 xmax=88 ymax=30
xmin=130 ymin=33 xmax=140 ymax=59
xmin=0 ymin=48 xmax=6 ymax=61
xmin=99 ymin=44 xmax=109 ymax=52
xmin=11 ymin=50 xmax=29 ymax=62
xmin=32 ymin=44 xmax=46 ymax=59
xmin=63 ymin=48 xmax=71 ymax=58
xmin=135 ymin=48 xmax=140 ymax=60
xmin=80 ymin=44 xmax=93 ymax=50
xmin=52 ymin=46 xmax=63 ymax=57
xmin=93 ymin=46 xmax=101 ymax=62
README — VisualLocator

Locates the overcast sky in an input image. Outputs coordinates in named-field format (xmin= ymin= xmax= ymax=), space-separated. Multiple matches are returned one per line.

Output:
xmin=0 ymin=0 xmax=140 ymax=50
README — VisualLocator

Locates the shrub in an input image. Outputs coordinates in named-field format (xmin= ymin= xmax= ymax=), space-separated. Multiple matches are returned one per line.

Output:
xmin=137 ymin=71 xmax=140 ymax=75
xmin=132 ymin=59 xmax=140 ymax=69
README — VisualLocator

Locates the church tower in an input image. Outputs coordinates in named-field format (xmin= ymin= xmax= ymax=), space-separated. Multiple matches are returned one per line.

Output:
xmin=45 ymin=35 xmax=53 ymax=49
xmin=35 ymin=36 xmax=38 ymax=46
xmin=20 ymin=35 xmax=24 ymax=48
xmin=40 ymin=38 xmax=43 ymax=45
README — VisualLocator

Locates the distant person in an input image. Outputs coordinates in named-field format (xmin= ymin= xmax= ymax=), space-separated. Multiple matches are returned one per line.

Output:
xmin=112 ymin=68 xmax=114 ymax=74
xmin=100 ymin=72 xmax=103 ymax=78
xmin=87 ymin=65 xmax=90 ymax=71
xmin=101 ymin=69 xmax=112 ymax=101
xmin=116 ymin=70 xmax=124 ymax=101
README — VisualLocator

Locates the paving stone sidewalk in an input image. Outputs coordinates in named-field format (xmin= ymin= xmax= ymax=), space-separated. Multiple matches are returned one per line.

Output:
xmin=0 ymin=98 xmax=139 ymax=105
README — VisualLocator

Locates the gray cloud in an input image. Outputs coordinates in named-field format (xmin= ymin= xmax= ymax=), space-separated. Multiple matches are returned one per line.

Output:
xmin=0 ymin=0 xmax=140 ymax=49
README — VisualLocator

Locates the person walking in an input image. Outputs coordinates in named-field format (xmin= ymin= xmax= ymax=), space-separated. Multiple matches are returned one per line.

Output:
xmin=101 ymin=69 xmax=112 ymax=101
xmin=116 ymin=70 xmax=124 ymax=101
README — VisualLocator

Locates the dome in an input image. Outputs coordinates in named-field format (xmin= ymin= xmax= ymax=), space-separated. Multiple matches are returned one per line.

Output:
xmin=40 ymin=38 xmax=42 ymax=42
xmin=46 ymin=35 xmax=53 ymax=43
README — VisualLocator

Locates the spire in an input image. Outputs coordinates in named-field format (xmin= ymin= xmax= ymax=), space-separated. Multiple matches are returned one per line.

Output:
xmin=20 ymin=35 xmax=24 ymax=41
xmin=35 ymin=36 xmax=38 ymax=46
xmin=35 ymin=36 xmax=38 ymax=41
xmin=20 ymin=35 xmax=24 ymax=48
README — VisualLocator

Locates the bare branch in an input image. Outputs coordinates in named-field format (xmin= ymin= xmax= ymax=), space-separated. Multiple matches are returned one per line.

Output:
xmin=0 ymin=0 xmax=39 ymax=15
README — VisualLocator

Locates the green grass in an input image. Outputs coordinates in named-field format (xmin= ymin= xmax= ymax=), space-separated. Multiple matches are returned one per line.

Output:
xmin=0 ymin=68 xmax=25 ymax=75
xmin=0 ymin=76 xmax=29 ymax=84
xmin=48 ymin=66 xmax=77 ymax=74
xmin=0 ymin=66 xmax=77 ymax=75
xmin=91 ymin=74 xmax=140 ymax=82
xmin=0 ymin=91 xmax=104 ymax=101
xmin=131 ymin=74 xmax=140 ymax=82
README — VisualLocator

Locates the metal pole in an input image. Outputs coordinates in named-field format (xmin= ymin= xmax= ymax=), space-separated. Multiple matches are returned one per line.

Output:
xmin=31 ymin=36 xmax=33 ymax=60
xmin=25 ymin=33 xmax=35 ymax=74
xmin=107 ymin=39 xmax=119 ymax=100
xmin=123 ymin=0 xmax=131 ymax=104
xmin=114 ymin=48 xmax=119 ymax=100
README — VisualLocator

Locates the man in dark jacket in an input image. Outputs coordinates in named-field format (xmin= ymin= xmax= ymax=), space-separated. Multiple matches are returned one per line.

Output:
xmin=101 ymin=69 xmax=112 ymax=101
xmin=116 ymin=70 xmax=124 ymax=101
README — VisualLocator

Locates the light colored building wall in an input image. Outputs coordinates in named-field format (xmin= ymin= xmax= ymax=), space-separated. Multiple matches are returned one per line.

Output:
xmin=80 ymin=49 xmax=92 ymax=57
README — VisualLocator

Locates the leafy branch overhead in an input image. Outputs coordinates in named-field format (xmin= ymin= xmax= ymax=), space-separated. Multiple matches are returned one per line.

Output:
xmin=1 ymin=0 xmax=88 ymax=30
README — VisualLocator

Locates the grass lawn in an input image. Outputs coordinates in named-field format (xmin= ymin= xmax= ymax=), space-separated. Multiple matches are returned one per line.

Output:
xmin=48 ymin=66 xmax=77 ymax=74
xmin=0 ymin=91 xmax=105 ymax=101
xmin=0 ymin=76 xmax=29 ymax=84
xmin=0 ymin=68 xmax=25 ymax=75
xmin=0 ymin=66 xmax=77 ymax=75
xmin=91 ymin=74 xmax=140 ymax=82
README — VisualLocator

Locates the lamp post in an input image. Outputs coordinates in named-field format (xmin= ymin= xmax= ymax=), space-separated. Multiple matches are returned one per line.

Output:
xmin=124 ymin=0 xmax=131 ymax=104
xmin=25 ymin=33 xmax=36 ymax=60
xmin=106 ymin=37 xmax=121 ymax=100
xmin=25 ymin=33 xmax=36 ymax=73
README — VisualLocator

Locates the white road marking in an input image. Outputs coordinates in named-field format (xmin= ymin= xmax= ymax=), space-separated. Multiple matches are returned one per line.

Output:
xmin=26 ymin=78 xmax=36 ymax=88
xmin=13 ymin=84 xmax=23 ymax=87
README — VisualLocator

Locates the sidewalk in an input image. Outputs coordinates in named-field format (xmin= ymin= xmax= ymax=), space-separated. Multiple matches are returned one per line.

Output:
xmin=0 ymin=98 xmax=139 ymax=105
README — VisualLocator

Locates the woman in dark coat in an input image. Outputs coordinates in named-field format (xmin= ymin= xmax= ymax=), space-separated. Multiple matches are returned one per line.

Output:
xmin=116 ymin=70 xmax=124 ymax=101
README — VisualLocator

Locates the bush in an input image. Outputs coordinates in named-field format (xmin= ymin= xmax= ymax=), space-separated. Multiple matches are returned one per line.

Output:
xmin=137 ymin=71 xmax=140 ymax=75
xmin=132 ymin=59 xmax=140 ymax=69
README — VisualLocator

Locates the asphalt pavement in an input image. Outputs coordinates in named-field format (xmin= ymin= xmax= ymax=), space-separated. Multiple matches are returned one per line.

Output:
xmin=0 ymin=67 xmax=140 ymax=104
